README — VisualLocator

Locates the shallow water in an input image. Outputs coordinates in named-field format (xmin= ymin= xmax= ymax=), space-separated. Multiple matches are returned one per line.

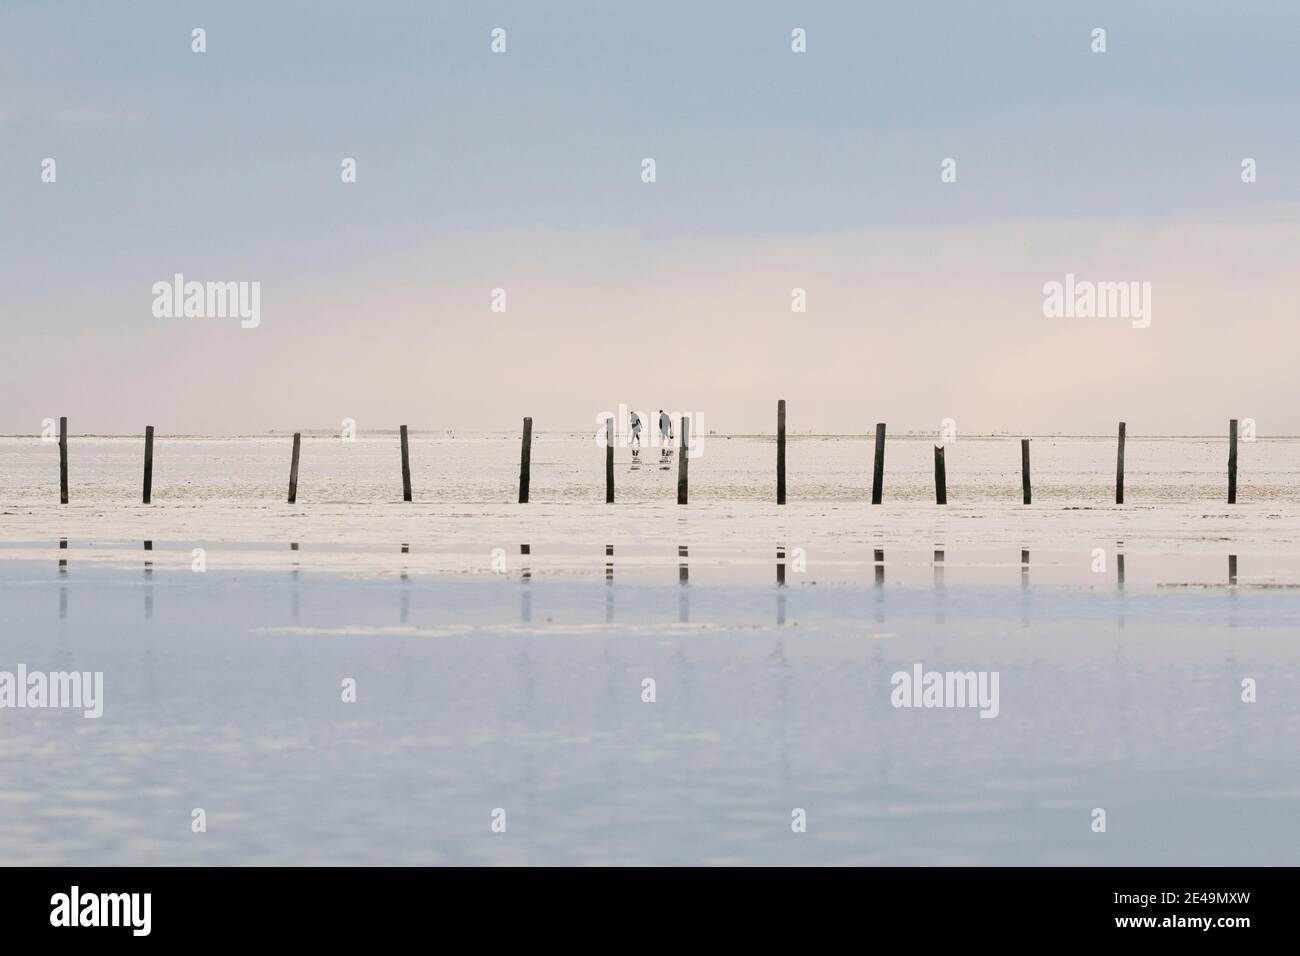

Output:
xmin=1 ymin=549 xmax=1298 ymax=866
xmin=0 ymin=435 xmax=1297 ymax=864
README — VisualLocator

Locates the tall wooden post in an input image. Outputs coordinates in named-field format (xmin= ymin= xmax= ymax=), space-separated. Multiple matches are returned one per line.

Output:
xmin=143 ymin=426 xmax=155 ymax=504
xmin=287 ymin=432 xmax=301 ymax=504
xmin=519 ymin=417 xmax=532 ymax=503
xmin=59 ymin=416 xmax=68 ymax=504
xmin=776 ymin=399 xmax=786 ymax=505
xmin=871 ymin=422 xmax=886 ymax=504
xmin=934 ymin=445 xmax=947 ymax=504
xmin=676 ymin=417 xmax=689 ymax=505
xmin=605 ymin=416 xmax=615 ymax=504
xmin=1021 ymin=439 xmax=1031 ymax=505
xmin=1116 ymin=422 xmax=1126 ymax=504
xmin=399 ymin=425 xmax=412 ymax=502
xmin=1228 ymin=419 xmax=1238 ymax=504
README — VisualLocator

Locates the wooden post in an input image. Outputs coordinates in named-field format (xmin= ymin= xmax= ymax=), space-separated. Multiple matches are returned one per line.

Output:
xmin=1227 ymin=421 xmax=1237 ymax=509
xmin=519 ymin=417 xmax=532 ymax=503
xmin=400 ymin=425 xmax=412 ymax=502
xmin=776 ymin=399 xmax=786 ymax=505
xmin=287 ymin=432 xmax=301 ymax=504
xmin=1116 ymin=422 xmax=1126 ymax=504
xmin=676 ymin=417 xmax=689 ymax=505
xmin=59 ymin=416 xmax=68 ymax=504
xmin=934 ymin=445 xmax=947 ymax=505
xmin=605 ymin=416 xmax=614 ymax=503
xmin=142 ymin=426 xmax=155 ymax=504
xmin=1021 ymin=439 xmax=1031 ymax=505
xmin=871 ymin=423 xmax=886 ymax=504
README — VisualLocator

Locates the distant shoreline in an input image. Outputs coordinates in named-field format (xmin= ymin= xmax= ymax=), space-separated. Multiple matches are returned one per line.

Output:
xmin=2 ymin=432 xmax=1297 ymax=441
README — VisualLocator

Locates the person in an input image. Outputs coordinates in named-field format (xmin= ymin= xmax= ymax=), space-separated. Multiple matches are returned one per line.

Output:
xmin=658 ymin=410 xmax=673 ymax=450
xmin=629 ymin=411 xmax=642 ymax=457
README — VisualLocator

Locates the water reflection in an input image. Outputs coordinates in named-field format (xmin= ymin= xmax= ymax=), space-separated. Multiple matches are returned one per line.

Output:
xmin=1020 ymin=549 xmax=1030 ymax=629
xmin=933 ymin=548 xmax=945 ymax=625
xmin=59 ymin=538 xmax=68 ymax=620
xmin=1116 ymin=540 xmax=1126 ymax=631
xmin=678 ymin=545 xmax=689 ymax=624
xmin=520 ymin=544 xmax=531 ymax=623
xmin=874 ymin=548 xmax=884 ymax=624
xmin=144 ymin=541 xmax=153 ymax=621
xmin=400 ymin=543 xmax=409 ymax=624
xmin=290 ymin=542 xmax=300 ymax=622
xmin=1229 ymin=553 xmax=1238 ymax=629
xmin=776 ymin=545 xmax=787 ymax=627
xmin=604 ymin=544 xmax=614 ymax=624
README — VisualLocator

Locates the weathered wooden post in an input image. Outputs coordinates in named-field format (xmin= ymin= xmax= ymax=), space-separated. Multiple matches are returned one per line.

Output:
xmin=777 ymin=399 xmax=786 ymax=505
xmin=1227 ymin=421 xmax=1237 ymax=509
xmin=934 ymin=445 xmax=947 ymax=505
xmin=676 ymin=416 xmax=689 ymax=505
xmin=287 ymin=432 xmax=301 ymax=503
xmin=871 ymin=423 xmax=886 ymax=504
xmin=400 ymin=425 xmax=412 ymax=502
xmin=605 ymin=416 xmax=615 ymax=503
xmin=519 ymin=417 xmax=532 ymax=503
xmin=142 ymin=426 xmax=155 ymax=504
xmin=1021 ymin=439 xmax=1031 ymax=505
xmin=1116 ymin=422 xmax=1126 ymax=504
xmin=59 ymin=416 xmax=68 ymax=504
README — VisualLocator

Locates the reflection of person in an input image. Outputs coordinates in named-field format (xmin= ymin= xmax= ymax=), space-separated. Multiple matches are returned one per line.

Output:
xmin=658 ymin=410 xmax=673 ymax=448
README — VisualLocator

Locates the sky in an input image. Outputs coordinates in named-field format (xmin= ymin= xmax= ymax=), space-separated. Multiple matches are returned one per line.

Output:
xmin=2 ymin=0 xmax=1299 ymax=435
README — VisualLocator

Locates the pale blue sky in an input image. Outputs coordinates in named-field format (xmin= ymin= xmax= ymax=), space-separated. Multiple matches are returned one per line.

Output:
xmin=3 ymin=1 xmax=1299 ymax=433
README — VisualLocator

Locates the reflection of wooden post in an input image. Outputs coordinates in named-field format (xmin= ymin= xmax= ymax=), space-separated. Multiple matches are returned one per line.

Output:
xmin=871 ymin=423 xmax=886 ymax=504
xmin=519 ymin=417 xmax=532 ymax=503
xmin=1115 ymin=422 xmax=1126 ymax=504
xmin=59 ymin=416 xmax=68 ymax=504
xmin=143 ymin=426 xmax=155 ymax=504
xmin=287 ymin=432 xmax=301 ymax=504
xmin=777 ymin=399 xmax=786 ymax=505
xmin=677 ymin=417 xmax=689 ymax=505
xmin=605 ymin=416 xmax=614 ymax=504
xmin=400 ymin=425 xmax=412 ymax=502
xmin=1227 ymin=421 xmax=1237 ymax=509
xmin=1021 ymin=439 xmax=1031 ymax=505
xmin=934 ymin=445 xmax=947 ymax=505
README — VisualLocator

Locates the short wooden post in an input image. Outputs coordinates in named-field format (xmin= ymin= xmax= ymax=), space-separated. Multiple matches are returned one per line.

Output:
xmin=1021 ymin=439 xmax=1031 ymax=505
xmin=605 ymin=416 xmax=614 ymax=503
xmin=1227 ymin=421 xmax=1237 ymax=509
xmin=142 ymin=426 xmax=155 ymax=504
xmin=871 ymin=423 xmax=886 ymax=504
xmin=59 ymin=416 xmax=68 ymax=504
xmin=676 ymin=417 xmax=689 ymax=505
xmin=400 ymin=425 xmax=412 ymax=502
xmin=1115 ymin=422 xmax=1126 ymax=504
xmin=934 ymin=445 xmax=947 ymax=504
xmin=776 ymin=399 xmax=786 ymax=505
xmin=287 ymin=432 xmax=301 ymax=503
xmin=519 ymin=417 xmax=532 ymax=503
